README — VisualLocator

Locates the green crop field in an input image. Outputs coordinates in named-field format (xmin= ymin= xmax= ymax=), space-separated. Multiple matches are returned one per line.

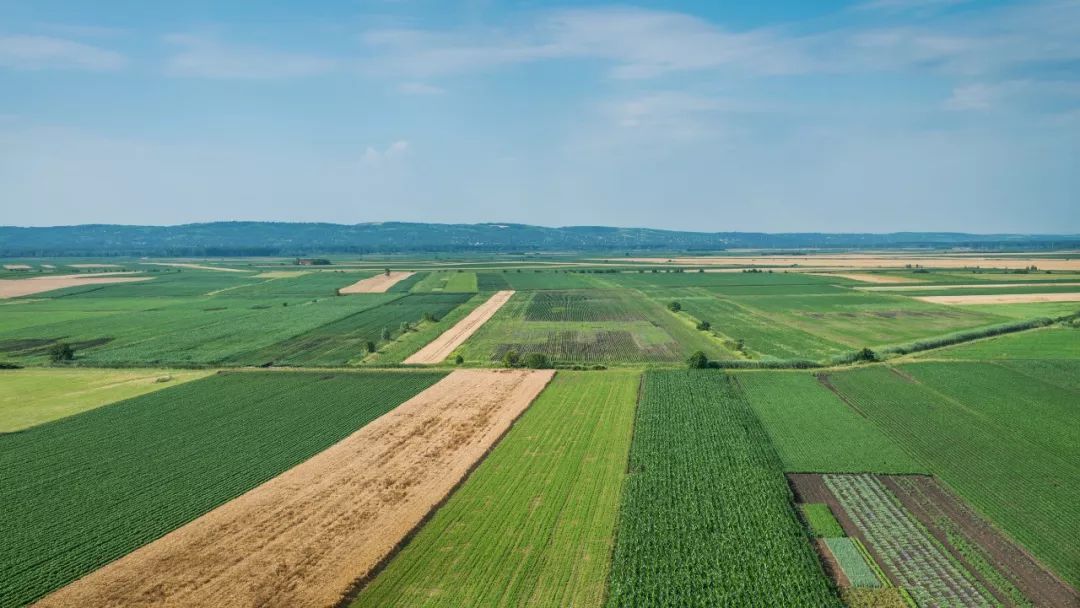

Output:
xmin=353 ymin=371 xmax=638 ymax=607
xmin=458 ymin=289 xmax=735 ymax=365
xmin=918 ymin=326 xmax=1080 ymax=359
xmin=0 ymin=370 xmax=444 ymax=607
xmin=734 ymin=372 xmax=924 ymax=473
xmin=0 ymin=368 xmax=211 ymax=432
xmin=801 ymin=504 xmax=845 ymax=538
xmin=410 ymin=270 xmax=478 ymax=292
xmin=826 ymin=363 xmax=1080 ymax=587
xmin=823 ymin=538 xmax=881 ymax=588
xmin=604 ymin=371 xmax=840 ymax=607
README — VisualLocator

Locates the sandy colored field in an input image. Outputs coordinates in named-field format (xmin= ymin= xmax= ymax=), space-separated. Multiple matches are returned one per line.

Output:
xmin=603 ymin=256 xmax=1080 ymax=271
xmin=3 ymin=264 xmax=32 ymax=270
xmin=68 ymin=263 xmax=121 ymax=268
xmin=142 ymin=262 xmax=249 ymax=272
xmin=808 ymin=272 xmax=918 ymax=284
xmin=404 ymin=290 xmax=514 ymax=364
xmin=0 ymin=273 xmax=150 ymax=299
xmin=36 ymin=369 xmax=554 ymax=608
xmin=915 ymin=293 xmax=1080 ymax=305
xmin=339 ymin=271 xmax=415 ymax=294
xmin=863 ymin=282 xmax=1080 ymax=292
xmin=254 ymin=270 xmax=311 ymax=278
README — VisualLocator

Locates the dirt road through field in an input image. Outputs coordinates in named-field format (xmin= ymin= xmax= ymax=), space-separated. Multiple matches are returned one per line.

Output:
xmin=35 ymin=369 xmax=554 ymax=608
xmin=404 ymin=290 xmax=514 ymax=364
xmin=339 ymin=271 xmax=415 ymax=294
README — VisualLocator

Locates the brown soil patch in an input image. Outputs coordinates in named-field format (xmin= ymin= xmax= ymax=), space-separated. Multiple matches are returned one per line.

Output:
xmin=35 ymin=369 xmax=554 ymax=608
xmin=0 ymin=274 xmax=150 ymax=299
xmin=808 ymin=272 xmax=918 ymax=284
xmin=404 ymin=290 xmax=514 ymax=364
xmin=339 ymin=271 xmax=415 ymax=294
xmin=863 ymin=282 xmax=1080 ymax=291
xmin=915 ymin=293 xmax=1080 ymax=304
xmin=141 ymin=263 xmax=249 ymax=273
xmin=815 ymin=538 xmax=851 ymax=587
xmin=883 ymin=476 xmax=1079 ymax=608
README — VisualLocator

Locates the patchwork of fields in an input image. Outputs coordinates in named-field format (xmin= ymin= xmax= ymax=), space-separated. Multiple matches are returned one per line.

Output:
xmin=1 ymin=255 xmax=1077 ymax=607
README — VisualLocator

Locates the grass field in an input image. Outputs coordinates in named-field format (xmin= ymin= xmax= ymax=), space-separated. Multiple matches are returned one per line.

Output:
xmin=0 ymin=368 xmax=210 ymax=432
xmin=827 ymin=363 xmax=1080 ymax=587
xmin=734 ymin=372 xmax=924 ymax=473
xmin=605 ymin=371 xmax=840 ymax=607
xmin=353 ymin=371 xmax=638 ymax=607
xmin=917 ymin=326 xmax=1080 ymax=359
xmin=0 ymin=370 xmax=445 ymax=608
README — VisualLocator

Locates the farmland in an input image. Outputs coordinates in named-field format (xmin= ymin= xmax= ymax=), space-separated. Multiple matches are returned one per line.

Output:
xmin=353 ymin=371 xmax=637 ymax=607
xmin=0 ymin=370 xmax=445 ymax=607
xmin=1 ymin=250 xmax=1077 ymax=608
xmin=604 ymin=371 xmax=840 ymax=607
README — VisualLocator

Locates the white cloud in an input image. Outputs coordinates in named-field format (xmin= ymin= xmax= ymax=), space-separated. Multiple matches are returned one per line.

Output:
xmin=397 ymin=81 xmax=444 ymax=95
xmin=361 ymin=140 xmax=410 ymax=165
xmin=0 ymin=35 xmax=126 ymax=71
xmin=164 ymin=33 xmax=336 ymax=79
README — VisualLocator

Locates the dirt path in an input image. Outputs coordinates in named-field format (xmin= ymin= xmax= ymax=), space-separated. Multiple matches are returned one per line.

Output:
xmin=0 ymin=274 xmax=150 ymax=299
xmin=404 ymin=290 xmax=514 ymax=364
xmin=141 ymin=262 xmax=249 ymax=272
xmin=915 ymin=292 xmax=1080 ymax=304
xmin=35 ymin=369 xmax=554 ymax=608
xmin=339 ymin=271 xmax=415 ymax=294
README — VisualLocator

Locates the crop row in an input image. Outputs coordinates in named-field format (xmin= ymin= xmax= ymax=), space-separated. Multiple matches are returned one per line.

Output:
xmin=823 ymin=474 xmax=990 ymax=607
xmin=604 ymin=371 xmax=841 ymax=607
xmin=0 ymin=371 xmax=445 ymax=608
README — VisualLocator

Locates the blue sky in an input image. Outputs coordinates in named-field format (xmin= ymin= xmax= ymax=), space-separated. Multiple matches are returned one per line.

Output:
xmin=1 ymin=0 xmax=1078 ymax=232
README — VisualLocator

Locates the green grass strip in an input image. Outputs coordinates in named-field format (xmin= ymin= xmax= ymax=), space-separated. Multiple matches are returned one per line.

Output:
xmin=801 ymin=503 xmax=845 ymax=538
xmin=825 ymin=538 xmax=882 ymax=588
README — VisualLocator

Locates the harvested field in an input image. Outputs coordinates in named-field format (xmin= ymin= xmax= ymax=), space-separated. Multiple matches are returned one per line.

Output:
xmin=915 ymin=292 xmax=1080 ymax=304
xmin=254 ymin=270 xmax=311 ymax=278
xmin=339 ymin=271 xmax=416 ymax=294
xmin=0 ymin=274 xmax=151 ymax=299
xmin=36 ymin=369 xmax=554 ymax=608
xmin=67 ymin=263 xmax=120 ymax=268
xmin=863 ymin=282 xmax=1080 ymax=291
xmin=808 ymin=273 xmax=918 ymax=284
xmin=603 ymin=256 xmax=1080 ymax=271
xmin=3 ymin=264 xmax=32 ymax=270
xmin=404 ymin=290 xmax=514 ymax=363
xmin=142 ymin=262 xmax=249 ymax=272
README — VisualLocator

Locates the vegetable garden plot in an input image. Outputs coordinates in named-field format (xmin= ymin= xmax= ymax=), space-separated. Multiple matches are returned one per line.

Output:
xmin=827 ymin=363 xmax=1080 ymax=587
xmin=523 ymin=290 xmax=643 ymax=322
xmin=823 ymin=538 xmax=881 ymax=588
xmin=605 ymin=371 xmax=841 ymax=607
xmin=0 ymin=371 xmax=445 ymax=608
xmin=824 ymin=474 xmax=992 ymax=607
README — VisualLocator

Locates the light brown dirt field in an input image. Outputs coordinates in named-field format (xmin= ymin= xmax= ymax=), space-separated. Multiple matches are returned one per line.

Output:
xmin=0 ymin=274 xmax=150 ymax=299
xmin=863 ymin=282 xmax=1080 ymax=291
xmin=807 ymin=272 xmax=918 ymax=284
xmin=254 ymin=270 xmax=311 ymax=278
xmin=142 ymin=262 xmax=249 ymax=273
xmin=915 ymin=293 xmax=1080 ymax=305
xmin=339 ymin=271 xmax=415 ymax=294
xmin=602 ymin=256 xmax=1080 ymax=271
xmin=3 ymin=264 xmax=32 ymax=270
xmin=404 ymin=290 xmax=515 ymax=364
xmin=68 ymin=263 xmax=121 ymax=268
xmin=35 ymin=369 xmax=554 ymax=608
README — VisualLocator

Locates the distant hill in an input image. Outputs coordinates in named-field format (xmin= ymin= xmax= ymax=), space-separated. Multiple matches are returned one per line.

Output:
xmin=0 ymin=222 xmax=1077 ymax=257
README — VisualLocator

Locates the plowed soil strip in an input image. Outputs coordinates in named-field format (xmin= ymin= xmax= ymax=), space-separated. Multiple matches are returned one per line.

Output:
xmin=339 ymin=271 xmax=415 ymax=294
xmin=404 ymin=290 xmax=514 ymax=363
xmin=915 ymin=292 xmax=1080 ymax=304
xmin=0 ymin=275 xmax=150 ymax=299
xmin=808 ymin=272 xmax=918 ymax=284
xmin=35 ymin=369 xmax=554 ymax=608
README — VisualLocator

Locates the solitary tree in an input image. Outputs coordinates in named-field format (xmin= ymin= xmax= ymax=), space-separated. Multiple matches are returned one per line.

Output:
xmin=48 ymin=342 xmax=75 ymax=364
xmin=380 ymin=327 xmax=391 ymax=341
xmin=502 ymin=350 xmax=521 ymax=368
xmin=696 ymin=320 xmax=711 ymax=331
xmin=384 ymin=267 xmax=391 ymax=276
xmin=521 ymin=353 xmax=551 ymax=369
xmin=668 ymin=301 xmax=682 ymax=312
xmin=687 ymin=350 xmax=709 ymax=369
xmin=364 ymin=340 xmax=376 ymax=353
xmin=453 ymin=354 xmax=465 ymax=365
